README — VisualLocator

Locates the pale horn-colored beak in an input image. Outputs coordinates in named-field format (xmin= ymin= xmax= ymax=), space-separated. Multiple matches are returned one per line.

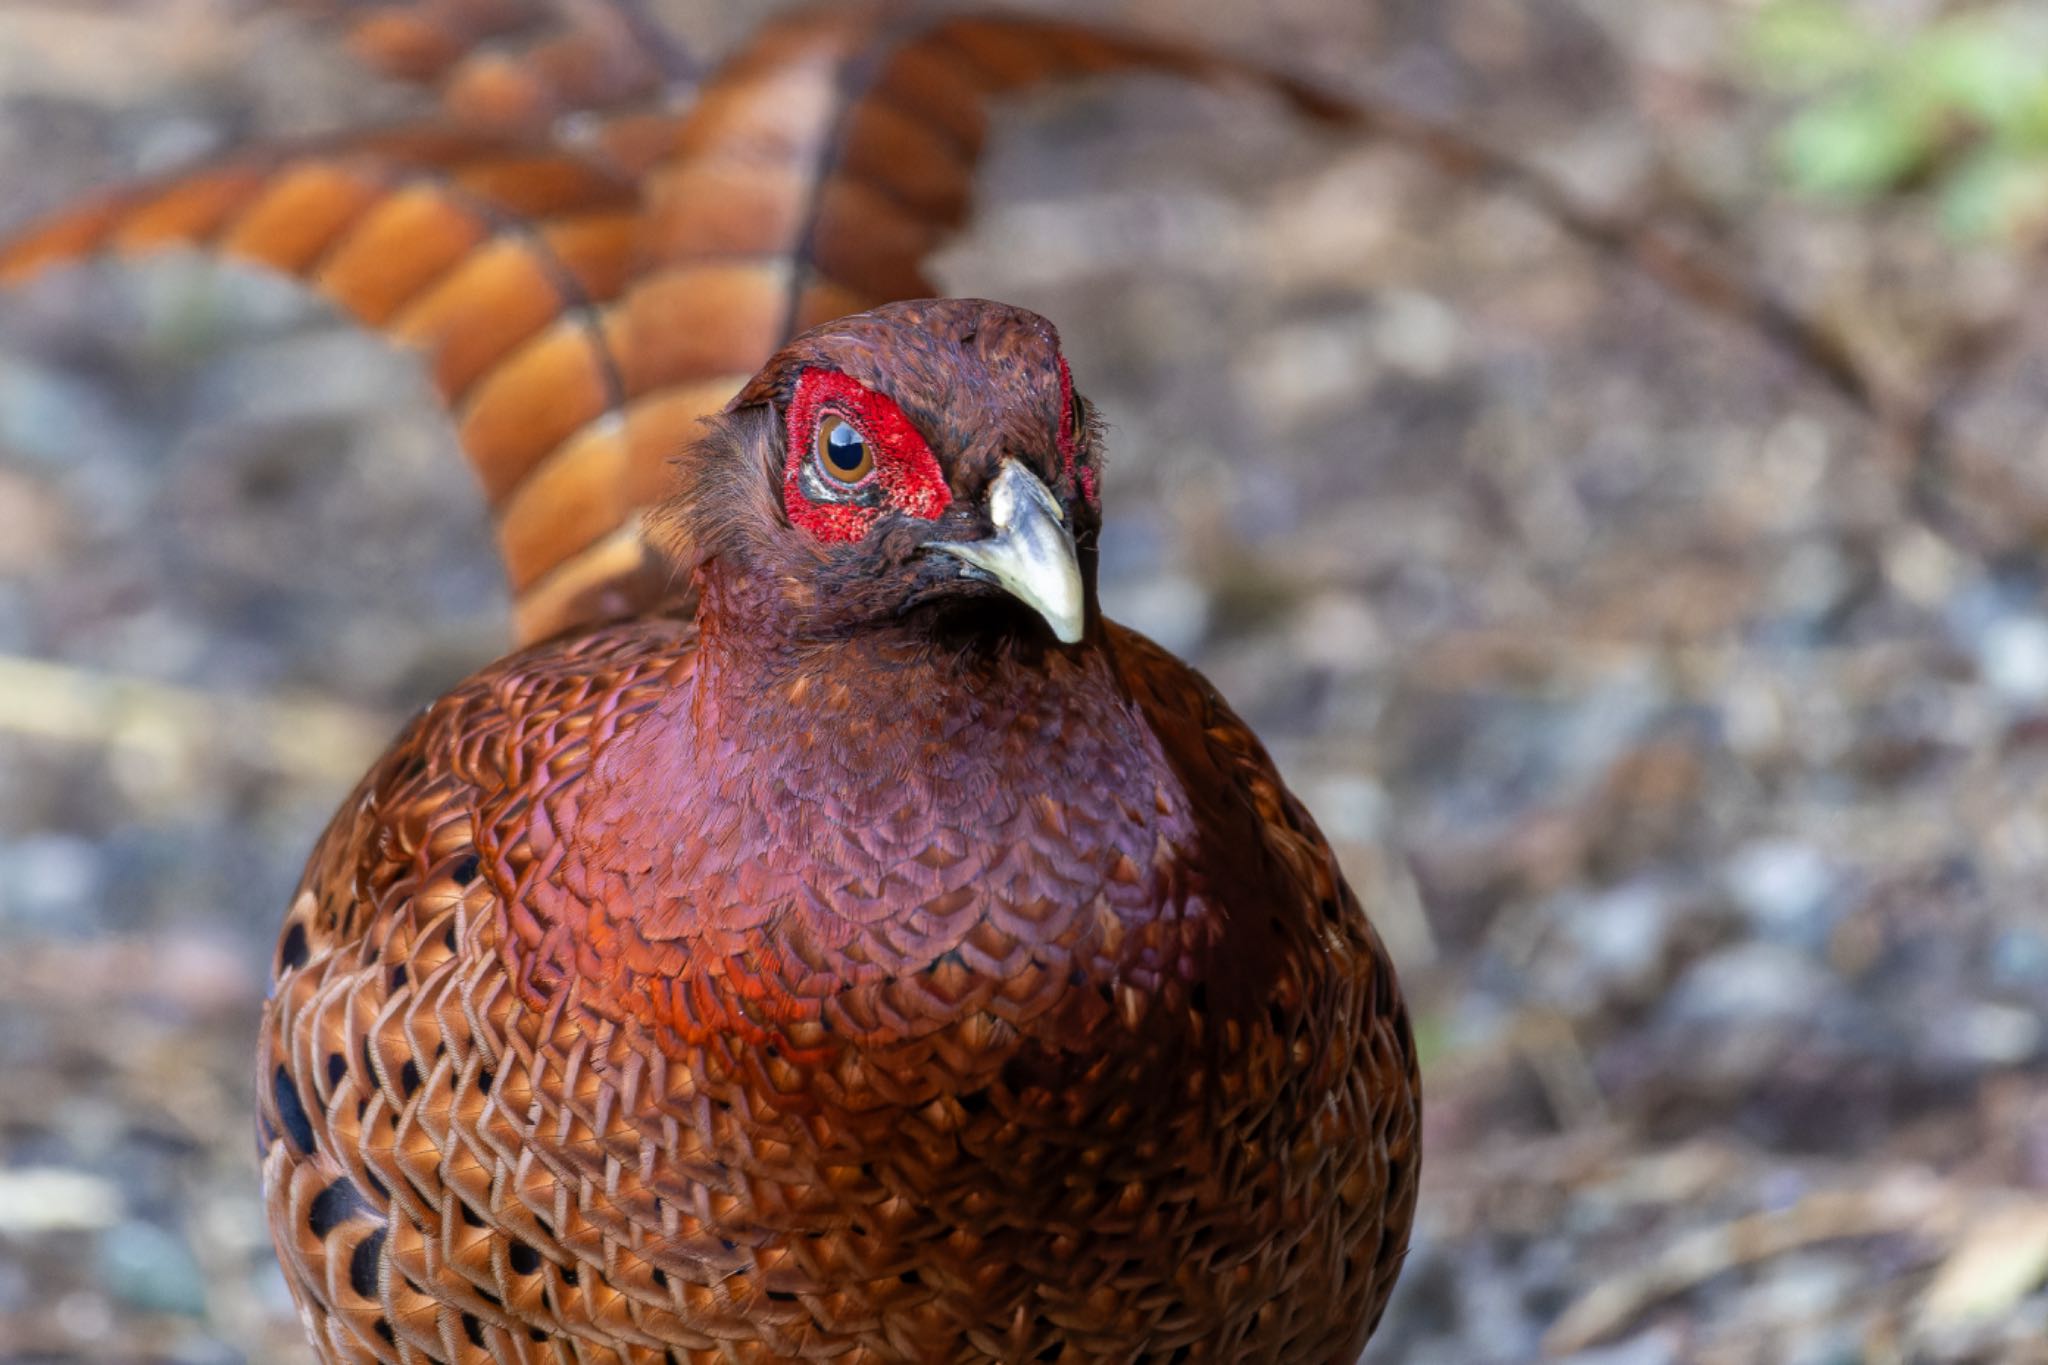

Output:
xmin=926 ymin=459 xmax=1085 ymax=644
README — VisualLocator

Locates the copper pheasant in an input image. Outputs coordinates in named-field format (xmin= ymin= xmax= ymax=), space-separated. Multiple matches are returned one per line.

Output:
xmin=2 ymin=3 xmax=1419 ymax=1359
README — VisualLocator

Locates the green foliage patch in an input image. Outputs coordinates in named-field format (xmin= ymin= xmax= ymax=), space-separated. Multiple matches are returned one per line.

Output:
xmin=1750 ymin=0 xmax=2048 ymax=238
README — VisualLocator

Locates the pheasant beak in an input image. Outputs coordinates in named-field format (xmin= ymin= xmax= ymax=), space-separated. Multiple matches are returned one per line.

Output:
xmin=925 ymin=459 xmax=1085 ymax=645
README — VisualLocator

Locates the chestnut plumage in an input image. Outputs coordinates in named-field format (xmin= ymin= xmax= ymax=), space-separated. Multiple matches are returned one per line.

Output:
xmin=254 ymin=299 xmax=1419 ymax=1362
xmin=2 ymin=5 xmax=1422 ymax=1360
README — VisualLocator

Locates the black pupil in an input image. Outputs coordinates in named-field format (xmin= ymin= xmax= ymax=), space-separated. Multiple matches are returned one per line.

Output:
xmin=826 ymin=422 xmax=867 ymax=473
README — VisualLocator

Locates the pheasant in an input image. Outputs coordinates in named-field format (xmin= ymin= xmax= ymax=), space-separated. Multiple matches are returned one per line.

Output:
xmin=2 ymin=2 xmax=1420 ymax=1359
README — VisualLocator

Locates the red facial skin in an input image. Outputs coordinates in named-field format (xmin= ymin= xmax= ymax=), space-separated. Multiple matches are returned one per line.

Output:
xmin=783 ymin=367 xmax=951 ymax=541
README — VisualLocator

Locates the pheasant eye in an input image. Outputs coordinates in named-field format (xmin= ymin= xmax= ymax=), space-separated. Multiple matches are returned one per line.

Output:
xmin=784 ymin=367 xmax=948 ymax=541
xmin=1067 ymin=390 xmax=1087 ymax=447
xmin=816 ymin=414 xmax=873 ymax=483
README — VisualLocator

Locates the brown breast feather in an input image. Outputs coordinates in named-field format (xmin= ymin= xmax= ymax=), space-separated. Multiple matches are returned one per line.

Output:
xmin=258 ymin=607 xmax=1417 ymax=1360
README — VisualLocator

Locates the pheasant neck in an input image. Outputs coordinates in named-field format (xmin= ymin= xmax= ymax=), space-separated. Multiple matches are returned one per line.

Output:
xmin=689 ymin=555 xmax=1096 ymax=734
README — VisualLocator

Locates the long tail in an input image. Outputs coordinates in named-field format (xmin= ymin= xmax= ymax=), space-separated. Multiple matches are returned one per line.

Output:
xmin=0 ymin=3 xmax=1379 ymax=643
xmin=0 ymin=126 xmax=652 ymax=626
xmin=284 ymin=0 xmax=692 ymax=153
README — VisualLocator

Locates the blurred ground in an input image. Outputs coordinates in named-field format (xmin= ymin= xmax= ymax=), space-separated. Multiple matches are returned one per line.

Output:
xmin=2 ymin=1 xmax=2047 ymax=1362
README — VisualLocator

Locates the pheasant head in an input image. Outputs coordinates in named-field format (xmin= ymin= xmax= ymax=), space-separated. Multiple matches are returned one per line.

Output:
xmin=664 ymin=299 xmax=1102 ymax=650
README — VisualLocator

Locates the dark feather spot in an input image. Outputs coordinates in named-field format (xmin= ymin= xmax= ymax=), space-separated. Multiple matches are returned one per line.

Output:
xmin=560 ymin=1264 xmax=578 ymax=1286
xmin=326 ymin=1053 xmax=346 ymax=1088
xmin=529 ymin=1327 xmax=548 ymax=1342
xmin=450 ymin=852 xmax=480 ymax=885
xmin=462 ymin=1312 xmax=485 ymax=1348
xmin=477 ymin=1068 xmax=494 ymax=1095
xmin=460 ymin=1201 xmax=484 ymax=1229
xmin=399 ymin=1060 xmax=420 ymax=1098
xmin=349 ymin=1228 xmax=385 ymax=1299
xmin=278 ymin=922 xmax=309 ymax=972
xmin=374 ymin=1318 xmax=393 ymax=1344
xmin=308 ymin=1179 xmax=364 ymax=1239
xmin=272 ymin=1067 xmax=315 ymax=1156
xmin=389 ymin=964 xmax=407 ymax=990
xmin=650 ymin=1267 xmax=668 ymax=1288
xmin=509 ymin=1241 xmax=540 ymax=1275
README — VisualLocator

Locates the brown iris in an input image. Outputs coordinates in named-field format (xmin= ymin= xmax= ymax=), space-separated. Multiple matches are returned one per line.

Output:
xmin=816 ymin=414 xmax=873 ymax=483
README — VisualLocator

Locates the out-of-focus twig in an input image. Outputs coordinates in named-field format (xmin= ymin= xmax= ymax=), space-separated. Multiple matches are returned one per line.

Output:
xmin=1900 ymin=309 xmax=2037 ymax=551
xmin=1544 ymin=1177 xmax=1957 ymax=1354
xmin=1318 ymin=45 xmax=2048 ymax=560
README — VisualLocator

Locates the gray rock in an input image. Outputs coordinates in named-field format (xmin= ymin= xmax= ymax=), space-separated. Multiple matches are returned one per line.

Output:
xmin=1991 ymin=927 xmax=2048 ymax=993
xmin=97 ymin=1219 xmax=209 ymax=1318
xmin=1535 ymin=879 xmax=1678 ymax=1005
xmin=1977 ymin=615 xmax=2048 ymax=705
xmin=1724 ymin=840 xmax=1839 ymax=942
xmin=1922 ymin=1000 xmax=2043 ymax=1068
xmin=1561 ymin=1328 xmax=1684 ymax=1365
xmin=1667 ymin=942 xmax=1839 ymax=1027
xmin=0 ymin=833 xmax=103 ymax=934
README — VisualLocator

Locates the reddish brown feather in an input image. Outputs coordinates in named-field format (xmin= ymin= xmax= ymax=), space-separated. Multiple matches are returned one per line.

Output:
xmin=289 ymin=0 xmax=688 ymax=138
xmin=7 ymin=42 xmax=1427 ymax=1350
xmin=258 ymin=594 xmax=1418 ymax=1358
xmin=0 ymin=131 xmax=638 ymax=406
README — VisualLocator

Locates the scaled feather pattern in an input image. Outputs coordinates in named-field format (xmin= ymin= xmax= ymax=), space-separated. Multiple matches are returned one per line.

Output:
xmin=2 ymin=6 xmax=1420 ymax=1361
